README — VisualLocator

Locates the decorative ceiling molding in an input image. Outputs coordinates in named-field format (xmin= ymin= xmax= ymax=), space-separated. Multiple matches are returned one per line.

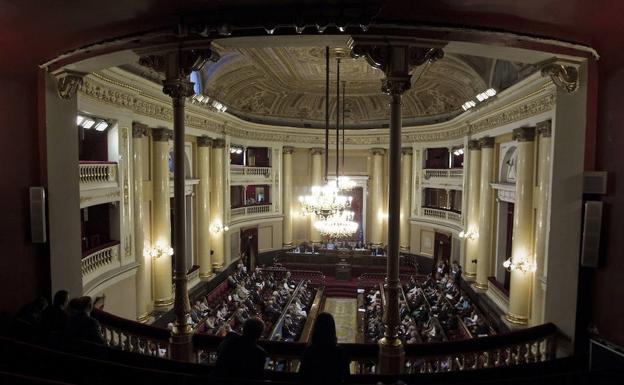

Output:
xmin=78 ymin=68 xmax=555 ymax=146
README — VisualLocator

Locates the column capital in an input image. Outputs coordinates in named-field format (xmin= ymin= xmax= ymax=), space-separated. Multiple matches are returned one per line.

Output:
xmin=310 ymin=147 xmax=324 ymax=155
xmin=139 ymin=48 xmax=220 ymax=79
xmin=212 ymin=138 xmax=226 ymax=148
xmin=152 ymin=128 xmax=173 ymax=142
xmin=197 ymin=136 xmax=213 ymax=147
xmin=513 ymin=126 xmax=536 ymax=142
xmin=536 ymin=120 xmax=552 ymax=138
xmin=401 ymin=147 xmax=413 ymax=155
xmin=162 ymin=78 xmax=195 ymax=99
xmin=132 ymin=122 xmax=148 ymax=138
xmin=54 ymin=70 xmax=87 ymax=100
xmin=478 ymin=136 xmax=495 ymax=149
xmin=371 ymin=148 xmax=386 ymax=156
xmin=349 ymin=37 xmax=444 ymax=95
xmin=468 ymin=140 xmax=481 ymax=150
xmin=283 ymin=146 xmax=295 ymax=154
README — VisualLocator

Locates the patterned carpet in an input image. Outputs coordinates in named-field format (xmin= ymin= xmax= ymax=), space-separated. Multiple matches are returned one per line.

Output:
xmin=323 ymin=298 xmax=357 ymax=343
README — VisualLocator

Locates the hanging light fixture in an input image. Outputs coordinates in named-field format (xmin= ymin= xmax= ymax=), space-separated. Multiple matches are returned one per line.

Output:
xmin=307 ymin=54 xmax=358 ymax=239
xmin=298 ymin=47 xmax=353 ymax=221
xmin=337 ymin=80 xmax=356 ymax=191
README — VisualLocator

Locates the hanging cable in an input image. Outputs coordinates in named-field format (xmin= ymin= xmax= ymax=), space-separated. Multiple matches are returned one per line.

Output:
xmin=342 ymin=81 xmax=346 ymax=175
xmin=324 ymin=46 xmax=329 ymax=183
xmin=336 ymin=57 xmax=340 ymax=179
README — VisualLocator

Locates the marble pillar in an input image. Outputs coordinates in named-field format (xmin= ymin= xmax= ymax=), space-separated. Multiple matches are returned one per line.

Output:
xmin=210 ymin=138 xmax=225 ymax=270
xmin=132 ymin=123 xmax=151 ymax=322
xmin=400 ymin=147 xmax=413 ymax=251
xmin=369 ymin=148 xmax=385 ymax=247
xmin=464 ymin=140 xmax=481 ymax=279
xmin=151 ymin=128 xmax=173 ymax=308
xmin=197 ymin=136 xmax=212 ymax=278
xmin=309 ymin=148 xmax=324 ymax=244
xmin=531 ymin=121 xmax=552 ymax=325
xmin=475 ymin=137 xmax=495 ymax=290
xmin=282 ymin=146 xmax=295 ymax=247
xmin=507 ymin=126 xmax=536 ymax=325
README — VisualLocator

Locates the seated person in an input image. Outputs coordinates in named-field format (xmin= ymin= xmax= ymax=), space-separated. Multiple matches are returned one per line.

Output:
xmin=214 ymin=318 xmax=267 ymax=380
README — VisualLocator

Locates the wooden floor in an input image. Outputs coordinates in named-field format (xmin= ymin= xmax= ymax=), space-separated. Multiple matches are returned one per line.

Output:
xmin=323 ymin=297 xmax=357 ymax=343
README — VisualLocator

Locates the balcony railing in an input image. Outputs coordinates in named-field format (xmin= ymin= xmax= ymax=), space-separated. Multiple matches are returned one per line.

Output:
xmin=422 ymin=207 xmax=463 ymax=224
xmin=230 ymin=203 xmax=272 ymax=218
xmin=230 ymin=165 xmax=271 ymax=177
xmin=79 ymin=161 xmax=118 ymax=186
xmin=423 ymin=168 xmax=463 ymax=180
xmin=91 ymin=308 xmax=557 ymax=374
xmin=81 ymin=242 xmax=121 ymax=285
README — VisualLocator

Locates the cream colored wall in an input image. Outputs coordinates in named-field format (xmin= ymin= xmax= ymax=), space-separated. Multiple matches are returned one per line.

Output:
xmin=92 ymin=275 xmax=137 ymax=320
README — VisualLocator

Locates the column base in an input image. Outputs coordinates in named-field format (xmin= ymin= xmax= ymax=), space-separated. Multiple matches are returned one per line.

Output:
xmin=154 ymin=297 xmax=174 ymax=310
xmin=473 ymin=282 xmax=488 ymax=291
xmin=212 ymin=263 xmax=224 ymax=273
xmin=137 ymin=312 xmax=151 ymax=324
xmin=462 ymin=272 xmax=476 ymax=281
xmin=370 ymin=243 xmax=383 ymax=248
xmin=199 ymin=272 xmax=214 ymax=279
xmin=378 ymin=337 xmax=405 ymax=374
xmin=505 ymin=312 xmax=529 ymax=326
xmin=399 ymin=245 xmax=410 ymax=252
xmin=283 ymin=242 xmax=294 ymax=248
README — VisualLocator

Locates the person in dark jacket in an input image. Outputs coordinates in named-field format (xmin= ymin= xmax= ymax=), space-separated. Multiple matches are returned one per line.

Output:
xmin=64 ymin=296 xmax=105 ymax=346
xmin=213 ymin=317 xmax=267 ymax=380
xmin=41 ymin=290 xmax=69 ymax=346
xmin=299 ymin=312 xmax=350 ymax=384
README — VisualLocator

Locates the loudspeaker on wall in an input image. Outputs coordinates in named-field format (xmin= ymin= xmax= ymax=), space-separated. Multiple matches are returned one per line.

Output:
xmin=580 ymin=201 xmax=603 ymax=267
xmin=29 ymin=187 xmax=47 ymax=243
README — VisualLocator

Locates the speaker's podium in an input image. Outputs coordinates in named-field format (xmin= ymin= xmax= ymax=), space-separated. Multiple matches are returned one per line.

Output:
xmin=336 ymin=258 xmax=352 ymax=280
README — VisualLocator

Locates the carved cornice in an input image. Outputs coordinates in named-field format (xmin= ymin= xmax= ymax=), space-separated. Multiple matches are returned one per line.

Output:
xmin=536 ymin=119 xmax=552 ymax=138
xmin=541 ymin=63 xmax=579 ymax=93
xmin=283 ymin=146 xmax=295 ymax=154
xmin=469 ymin=93 xmax=555 ymax=134
xmin=212 ymin=138 xmax=226 ymax=148
xmin=479 ymin=136 xmax=495 ymax=148
xmin=152 ymin=128 xmax=173 ymax=142
xmin=78 ymin=72 xmax=554 ymax=146
xmin=512 ymin=126 xmax=536 ymax=142
xmin=309 ymin=148 xmax=324 ymax=155
xmin=55 ymin=70 xmax=86 ymax=100
xmin=371 ymin=148 xmax=386 ymax=156
xmin=197 ymin=136 xmax=213 ymax=147
xmin=401 ymin=147 xmax=413 ymax=155
xmin=468 ymin=140 xmax=481 ymax=150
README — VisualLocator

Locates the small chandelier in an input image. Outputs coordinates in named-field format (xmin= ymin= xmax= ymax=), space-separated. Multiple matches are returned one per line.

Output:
xmin=459 ymin=230 xmax=479 ymax=240
xmin=210 ymin=222 xmax=229 ymax=234
xmin=503 ymin=256 xmax=536 ymax=273
xmin=314 ymin=210 xmax=359 ymax=238
xmin=143 ymin=240 xmax=174 ymax=259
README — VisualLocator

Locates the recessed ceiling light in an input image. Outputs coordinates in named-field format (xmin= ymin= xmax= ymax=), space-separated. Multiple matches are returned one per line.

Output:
xmin=76 ymin=115 xmax=85 ymax=126
xmin=82 ymin=119 xmax=95 ymax=129
xmin=94 ymin=121 xmax=108 ymax=132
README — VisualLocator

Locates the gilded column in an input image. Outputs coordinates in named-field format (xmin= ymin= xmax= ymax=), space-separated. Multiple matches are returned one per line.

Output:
xmin=151 ymin=128 xmax=173 ymax=308
xmin=133 ymin=123 xmax=151 ymax=322
xmin=531 ymin=121 xmax=552 ymax=325
xmin=210 ymin=138 xmax=226 ymax=270
xmin=507 ymin=126 xmax=536 ymax=325
xmin=369 ymin=148 xmax=385 ymax=247
xmin=309 ymin=148 xmax=324 ymax=244
xmin=400 ymin=147 xmax=413 ymax=251
xmin=197 ymin=136 xmax=212 ymax=278
xmin=282 ymin=146 xmax=295 ymax=247
xmin=475 ymin=137 xmax=495 ymax=290
xmin=464 ymin=140 xmax=481 ymax=279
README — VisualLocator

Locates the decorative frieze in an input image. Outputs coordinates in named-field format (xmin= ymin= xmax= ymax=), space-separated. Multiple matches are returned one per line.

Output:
xmin=79 ymin=72 xmax=555 ymax=146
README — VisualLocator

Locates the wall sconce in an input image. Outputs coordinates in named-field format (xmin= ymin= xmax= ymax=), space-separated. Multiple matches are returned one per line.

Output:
xmin=503 ymin=256 xmax=537 ymax=273
xmin=210 ymin=223 xmax=229 ymax=234
xmin=459 ymin=230 xmax=479 ymax=240
xmin=143 ymin=240 xmax=173 ymax=259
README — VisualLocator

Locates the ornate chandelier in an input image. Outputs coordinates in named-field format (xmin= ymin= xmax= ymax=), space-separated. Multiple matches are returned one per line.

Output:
xmin=299 ymin=180 xmax=352 ymax=218
xmin=314 ymin=210 xmax=359 ymax=238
